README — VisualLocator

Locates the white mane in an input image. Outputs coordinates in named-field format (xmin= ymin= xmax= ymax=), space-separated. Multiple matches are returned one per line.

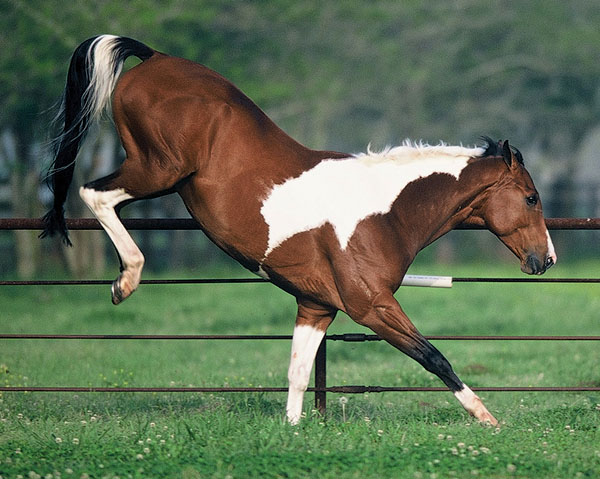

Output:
xmin=354 ymin=140 xmax=485 ymax=165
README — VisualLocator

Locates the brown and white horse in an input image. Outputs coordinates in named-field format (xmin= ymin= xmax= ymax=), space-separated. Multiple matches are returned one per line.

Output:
xmin=42 ymin=35 xmax=557 ymax=426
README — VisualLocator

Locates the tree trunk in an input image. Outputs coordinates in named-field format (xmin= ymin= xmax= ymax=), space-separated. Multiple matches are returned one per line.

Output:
xmin=7 ymin=130 xmax=42 ymax=278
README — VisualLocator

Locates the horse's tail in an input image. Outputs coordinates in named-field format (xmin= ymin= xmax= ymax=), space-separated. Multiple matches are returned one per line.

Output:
xmin=41 ymin=35 xmax=155 ymax=246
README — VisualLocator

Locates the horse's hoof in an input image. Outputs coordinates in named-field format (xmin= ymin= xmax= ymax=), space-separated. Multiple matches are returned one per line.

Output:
xmin=111 ymin=277 xmax=135 ymax=305
xmin=286 ymin=415 xmax=301 ymax=426
xmin=111 ymin=280 xmax=124 ymax=305
xmin=111 ymin=269 xmax=141 ymax=305
xmin=477 ymin=411 xmax=499 ymax=427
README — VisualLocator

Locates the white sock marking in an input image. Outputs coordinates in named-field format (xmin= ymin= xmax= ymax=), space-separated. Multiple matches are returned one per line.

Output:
xmin=454 ymin=384 xmax=497 ymax=425
xmin=286 ymin=324 xmax=327 ymax=424
xmin=454 ymin=384 xmax=479 ymax=412
xmin=79 ymin=187 xmax=144 ymax=279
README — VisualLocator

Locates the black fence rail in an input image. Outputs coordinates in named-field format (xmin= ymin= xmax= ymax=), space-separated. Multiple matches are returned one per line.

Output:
xmin=1 ymin=217 xmax=600 ymax=415
xmin=1 ymin=217 xmax=600 ymax=230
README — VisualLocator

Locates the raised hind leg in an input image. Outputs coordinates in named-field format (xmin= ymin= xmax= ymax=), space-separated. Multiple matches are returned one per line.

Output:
xmin=347 ymin=290 xmax=498 ymax=426
xmin=286 ymin=300 xmax=336 ymax=424
xmin=79 ymin=159 xmax=188 ymax=304
xmin=79 ymin=185 xmax=141 ymax=304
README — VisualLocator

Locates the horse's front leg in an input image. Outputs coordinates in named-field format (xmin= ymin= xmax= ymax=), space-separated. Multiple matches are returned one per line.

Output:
xmin=349 ymin=290 xmax=498 ymax=426
xmin=286 ymin=300 xmax=336 ymax=424
xmin=79 ymin=185 xmax=144 ymax=305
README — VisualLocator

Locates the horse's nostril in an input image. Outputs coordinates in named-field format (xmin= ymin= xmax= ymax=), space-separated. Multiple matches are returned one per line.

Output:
xmin=545 ymin=256 xmax=554 ymax=268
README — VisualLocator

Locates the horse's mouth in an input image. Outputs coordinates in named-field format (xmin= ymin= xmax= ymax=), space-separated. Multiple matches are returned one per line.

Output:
xmin=521 ymin=253 xmax=554 ymax=275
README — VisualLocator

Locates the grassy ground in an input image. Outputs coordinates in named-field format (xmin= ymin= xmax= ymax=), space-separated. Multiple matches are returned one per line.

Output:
xmin=0 ymin=261 xmax=599 ymax=478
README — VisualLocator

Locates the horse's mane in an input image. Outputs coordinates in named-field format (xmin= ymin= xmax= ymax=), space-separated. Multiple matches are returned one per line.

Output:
xmin=353 ymin=137 xmax=523 ymax=165
xmin=480 ymin=136 xmax=524 ymax=164
xmin=353 ymin=139 xmax=485 ymax=165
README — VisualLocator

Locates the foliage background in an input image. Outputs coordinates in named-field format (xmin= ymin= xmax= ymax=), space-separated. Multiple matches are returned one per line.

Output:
xmin=1 ymin=0 xmax=600 ymax=276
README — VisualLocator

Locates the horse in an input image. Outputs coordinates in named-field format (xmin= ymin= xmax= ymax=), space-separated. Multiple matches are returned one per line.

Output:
xmin=41 ymin=35 xmax=557 ymax=426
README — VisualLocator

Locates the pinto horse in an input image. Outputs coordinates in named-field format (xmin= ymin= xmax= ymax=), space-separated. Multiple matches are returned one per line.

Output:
xmin=42 ymin=35 xmax=557 ymax=426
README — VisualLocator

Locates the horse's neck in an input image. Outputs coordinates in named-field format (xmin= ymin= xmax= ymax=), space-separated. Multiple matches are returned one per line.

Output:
xmin=392 ymin=158 xmax=503 ymax=254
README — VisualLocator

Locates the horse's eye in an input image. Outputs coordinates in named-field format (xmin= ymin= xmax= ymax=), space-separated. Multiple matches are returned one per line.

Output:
xmin=525 ymin=194 xmax=538 ymax=207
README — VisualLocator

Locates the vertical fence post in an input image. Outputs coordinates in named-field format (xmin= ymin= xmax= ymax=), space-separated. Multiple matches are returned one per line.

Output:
xmin=314 ymin=336 xmax=327 ymax=415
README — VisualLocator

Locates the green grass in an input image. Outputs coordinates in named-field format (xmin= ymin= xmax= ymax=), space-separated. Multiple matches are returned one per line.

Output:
xmin=1 ymin=261 xmax=599 ymax=478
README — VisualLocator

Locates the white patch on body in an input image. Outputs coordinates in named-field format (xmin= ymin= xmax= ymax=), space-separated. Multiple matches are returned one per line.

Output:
xmin=286 ymin=324 xmax=327 ymax=425
xmin=261 ymin=142 xmax=482 ymax=256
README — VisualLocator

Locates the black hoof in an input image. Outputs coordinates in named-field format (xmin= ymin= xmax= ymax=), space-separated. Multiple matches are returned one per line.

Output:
xmin=111 ymin=280 xmax=125 ymax=305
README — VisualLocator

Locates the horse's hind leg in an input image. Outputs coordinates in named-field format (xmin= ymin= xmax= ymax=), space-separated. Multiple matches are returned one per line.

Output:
xmin=79 ymin=184 xmax=141 ymax=304
xmin=286 ymin=300 xmax=336 ymax=424
xmin=79 ymin=160 xmax=186 ymax=305
xmin=347 ymin=291 xmax=498 ymax=426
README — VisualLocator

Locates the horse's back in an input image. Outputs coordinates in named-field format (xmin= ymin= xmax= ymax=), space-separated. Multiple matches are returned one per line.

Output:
xmin=114 ymin=54 xmax=312 ymax=170
xmin=115 ymin=53 xmax=243 ymax=111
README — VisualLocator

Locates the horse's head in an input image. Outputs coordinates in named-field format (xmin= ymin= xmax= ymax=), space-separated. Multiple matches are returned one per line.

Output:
xmin=470 ymin=139 xmax=557 ymax=275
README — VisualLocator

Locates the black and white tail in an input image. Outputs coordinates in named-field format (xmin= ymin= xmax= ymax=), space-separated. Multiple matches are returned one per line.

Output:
xmin=41 ymin=35 xmax=154 ymax=246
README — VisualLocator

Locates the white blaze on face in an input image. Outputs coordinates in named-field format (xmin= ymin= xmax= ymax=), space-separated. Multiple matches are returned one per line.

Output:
xmin=261 ymin=143 xmax=482 ymax=257
xmin=546 ymin=230 xmax=557 ymax=264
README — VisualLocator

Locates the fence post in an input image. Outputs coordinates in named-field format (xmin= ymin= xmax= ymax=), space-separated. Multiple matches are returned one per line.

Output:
xmin=314 ymin=336 xmax=327 ymax=415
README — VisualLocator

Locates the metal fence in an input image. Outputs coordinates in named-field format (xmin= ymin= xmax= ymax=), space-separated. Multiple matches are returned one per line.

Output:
xmin=1 ymin=217 xmax=600 ymax=415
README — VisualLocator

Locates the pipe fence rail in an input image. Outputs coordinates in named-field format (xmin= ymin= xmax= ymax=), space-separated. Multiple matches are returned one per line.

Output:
xmin=1 ymin=217 xmax=600 ymax=414
xmin=1 ymin=217 xmax=600 ymax=230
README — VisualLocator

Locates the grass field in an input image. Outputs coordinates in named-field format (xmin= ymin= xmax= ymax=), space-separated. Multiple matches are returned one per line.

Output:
xmin=1 ymin=260 xmax=599 ymax=478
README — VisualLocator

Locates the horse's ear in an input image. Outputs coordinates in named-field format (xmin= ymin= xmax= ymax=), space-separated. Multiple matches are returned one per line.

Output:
xmin=501 ymin=140 xmax=513 ymax=168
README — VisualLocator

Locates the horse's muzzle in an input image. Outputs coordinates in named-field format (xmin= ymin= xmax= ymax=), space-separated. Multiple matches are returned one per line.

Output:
xmin=522 ymin=253 xmax=555 ymax=275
